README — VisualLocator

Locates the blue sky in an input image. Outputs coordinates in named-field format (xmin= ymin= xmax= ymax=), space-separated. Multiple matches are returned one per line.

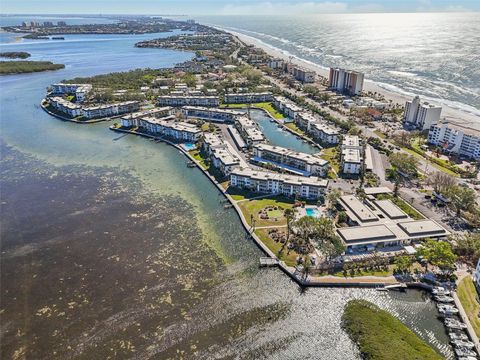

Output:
xmin=2 ymin=0 xmax=479 ymax=15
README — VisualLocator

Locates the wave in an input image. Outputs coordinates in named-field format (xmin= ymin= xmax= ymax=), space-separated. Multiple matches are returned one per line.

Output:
xmin=210 ymin=23 xmax=480 ymax=119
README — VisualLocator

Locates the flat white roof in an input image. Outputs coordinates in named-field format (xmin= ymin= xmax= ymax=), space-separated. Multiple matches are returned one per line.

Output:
xmin=374 ymin=199 xmax=408 ymax=219
xmin=232 ymin=167 xmax=328 ymax=188
xmin=398 ymin=220 xmax=447 ymax=236
xmin=364 ymin=187 xmax=392 ymax=195
xmin=337 ymin=224 xmax=396 ymax=244
xmin=254 ymin=143 xmax=328 ymax=167
xmin=340 ymin=195 xmax=378 ymax=222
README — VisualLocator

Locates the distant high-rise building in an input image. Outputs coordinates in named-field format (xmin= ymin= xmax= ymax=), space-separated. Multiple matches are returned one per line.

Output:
xmin=21 ymin=21 xmax=27 ymax=27
xmin=57 ymin=21 xmax=67 ymax=26
xmin=43 ymin=21 xmax=54 ymax=27
xmin=428 ymin=121 xmax=480 ymax=160
xmin=329 ymin=68 xmax=364 ymax=95
xmin=404 ymin=96 xmax=441 ymax=130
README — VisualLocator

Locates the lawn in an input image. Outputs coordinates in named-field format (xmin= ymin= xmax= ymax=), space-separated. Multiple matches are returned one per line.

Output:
xmin=332 ymin=267 xmax=393 ymax=278
xmin=320 ymin=147 xmax=340 ymax=173
xmin=237 ymin=197 xmax=294 ymax=227
xmin=226 ymin=186 xmax=261 ymax=201
xmin=221 ymin=102 xmax=285 ymax=119
xmin=401 ymin=146 xmax=459 ymax=177
xmin=255 ymin=228 xmax=298 ymax=267
xmin=342 ymin=300 xmax=443 ymax=360
xmin=189 ymin=149 xmax=209 ymax=170
xmin=457 ymin=276 xmax=480 ymax=338
xmin=284 ymin=122 xmax=305 ymax=135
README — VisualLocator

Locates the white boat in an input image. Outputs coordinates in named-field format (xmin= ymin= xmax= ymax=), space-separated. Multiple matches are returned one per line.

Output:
xmin=457 ymin=357 xmax=478 ymax=360
xmin=435 ymin=295 xmax=454 ymax=303
xmin=445 ymin=319 xmax=467 ymax=329
xmin=450 ymin=332 xmax=469 ymax=341
xmin=452 ymin=339 xmax=475 ymax=349
xmin=432 ymin=286 xmax=451 ymax=296
xmin=455 ymin=348 xmax=478 ymax=358
xmin=438 ymin=304 xmax=459 ymax=315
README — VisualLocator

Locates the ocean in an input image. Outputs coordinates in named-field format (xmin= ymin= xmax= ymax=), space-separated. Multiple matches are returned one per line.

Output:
xmin=0 ymin=15 xmax=454 ymax=359
xmin=199 ymin=13 xmax=480 ymax=119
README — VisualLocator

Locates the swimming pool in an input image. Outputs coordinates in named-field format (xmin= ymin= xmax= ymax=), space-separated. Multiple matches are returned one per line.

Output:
xmin=182 ymin=143 xmax=197 ymax=151
xmin=306 ymin=208 xmax=320 ymax=217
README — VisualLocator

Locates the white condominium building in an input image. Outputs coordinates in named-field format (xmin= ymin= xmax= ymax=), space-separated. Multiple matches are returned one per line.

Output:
xmin=235 ymin=116 xmax=266 ymax=147
xmin=83 ymin=101 xmax=139 ymax=119
xmin=49 ymin=97 xmax=82 ymax=117
xmin=157 ymin=95 xmax=219 ymax=107
xmin=329 ymin=68 xmax=364 ymax=95
xmin=404 ymin=96 xmax=442 ymax=130
xmin=252 ymin=143 xmax=329 ymax=177
xmin=202 ymin=133 xmax=241 ymax=175
xmin=223 ymin=92 xmax=273 ymax=104
xmin=428 ymin=121 xmax=480 ymax=160
xmin=230 ymin=167 xmax=328 ymax=200
xmin=120 ymin=107 xmax=174 ymax=127
xmin=51 ymin=83 xmax=92 ymax=103
xmin=133 ymin=116 xmax=201 ymax=142
xmin=182 ymin=106 xmax=243 ymax=123
xmin=272 ymin=96 xmax=303 ymax=119
xmin=341 ymin=135 xmax=362 ymax=174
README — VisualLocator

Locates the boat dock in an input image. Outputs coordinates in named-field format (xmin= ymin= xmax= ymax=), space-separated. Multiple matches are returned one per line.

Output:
xmin=259 ymin=257 xmax=279 ymax=267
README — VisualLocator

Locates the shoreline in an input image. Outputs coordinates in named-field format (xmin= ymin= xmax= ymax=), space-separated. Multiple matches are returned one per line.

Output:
xmin=109 ymin=125 xmax=407 ymax=288
xmin=222 ymin=28 xmax=480 ymax=130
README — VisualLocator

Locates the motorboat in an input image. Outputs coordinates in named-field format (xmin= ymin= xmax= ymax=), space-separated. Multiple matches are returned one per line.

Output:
xmin=437 ymin=304 xmax=459 ymax=315
xmin=455 ymin=348 xmax=478 ymax=358
xmin=449 ymin=332 xmax=469 ymax=341
xmin=432 ymin=286 xmax=451 ymax=296
xmin=445 ymin=318 xmax=467 ymax=329
xmin=435 ymin=295 xmax=454 ymax=303
xmin=452 ymin=339 xmax=475 ymax=349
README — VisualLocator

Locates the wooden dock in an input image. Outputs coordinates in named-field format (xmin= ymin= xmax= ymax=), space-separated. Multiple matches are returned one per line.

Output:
xmin=259 ymin=257 xmax=279 ymax=267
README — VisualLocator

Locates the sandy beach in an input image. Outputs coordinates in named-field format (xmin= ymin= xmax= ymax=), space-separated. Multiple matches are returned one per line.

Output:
xmin=226 ymin=29 xmax=480 ymax=130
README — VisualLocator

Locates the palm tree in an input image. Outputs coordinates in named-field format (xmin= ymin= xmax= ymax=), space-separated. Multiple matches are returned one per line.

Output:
xmin=284 ymin=208 xmax=295 ymax=243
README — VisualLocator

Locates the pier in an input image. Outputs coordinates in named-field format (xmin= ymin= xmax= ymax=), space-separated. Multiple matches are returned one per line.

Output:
xmin=259 ymin=257 xmax=279 ymax=267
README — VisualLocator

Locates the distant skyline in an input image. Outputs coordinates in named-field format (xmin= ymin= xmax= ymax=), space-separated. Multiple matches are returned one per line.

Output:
xmin=1 ymin=0 xmax=479 ymax=16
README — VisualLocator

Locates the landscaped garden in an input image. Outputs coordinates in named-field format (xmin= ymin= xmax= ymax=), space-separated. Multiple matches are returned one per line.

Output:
xmin=237 ymin=197 xmax=294 ymax=227
xmin=255 ymin=228 xmax=298 ymax=267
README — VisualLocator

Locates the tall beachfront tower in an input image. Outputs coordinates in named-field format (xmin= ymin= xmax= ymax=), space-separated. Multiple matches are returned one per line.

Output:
xmin=404 ymin=95 xmax=442 ymax=130
xmin=329 ymin=68 xmax=364 ymax=95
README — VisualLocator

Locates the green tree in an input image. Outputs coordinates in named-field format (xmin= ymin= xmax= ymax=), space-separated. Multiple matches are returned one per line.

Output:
xmin=447 ymin=185 xmax=476 ymax=217
xmin=394 ymin=255 xmax=414 ymax=274
xmin=327 ymin=188 xmax=342 ymax=209
xmin=388 ymin=153 xmax=419 ymax=178
xmin=418 ymin=240 xmax=457 ymax=270
xmin=453 ymin=233 xmax=480 ymax=265
xmin=284 ymin=208 xmax=295 ymax=243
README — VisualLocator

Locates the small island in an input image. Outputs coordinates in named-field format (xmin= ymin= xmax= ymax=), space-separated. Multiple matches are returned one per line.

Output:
xmin=342 ymin=300 xmax=443 ymax=360
xmin=0 ymin=51 xmax=31 ymax=59
xmin=0 ymin=61 xmax=65 ymax=75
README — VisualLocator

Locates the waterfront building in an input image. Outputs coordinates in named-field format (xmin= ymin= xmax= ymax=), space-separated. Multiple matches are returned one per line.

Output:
xmin=252 ymin=143 xmax=329 ymax=177
xmin=136 ymin=116 xmax=201 ymax=142
xmin=230 ymin=167 xmax=328 ymax=200
xmin=181 ymin=106 xmax=243 ymax=123
xmin=83 ymin=101 xmax=139 ymax=119
xmin=329 ymin=68 xmax=364 ymax=95
xmin=267 ymin=58 xmax=284 ymax=70
xmin=235 ymin=116 xmax=266 ymax=147
xmin=310 ymin=122 xmax=340 ymax=145
xmin=404 ymin=96 xmax=442 ymax=130
xmin=51 ymin=83 xmax=92 ymax=103
xmin=272 ymin=96 xmax=302 ymax=119
xmin=341 ymin=135 xmax=362 ymax=174
xmin=427 ymin=121 xmax=480 ymax=160
xmin=202 ymin=133 xmax=241 ymax=175
xmin=157 ymin=95 xmax=219 ymax=107
xmin=336 ymin=195 xmax=449 ymax=252
xmin=223 ymin=92 xmax=273 ymax=104
xmin=120 ymin=107 xmax=174 ymax=128
xmin=48 ymin=97 xmax=82 ymax=118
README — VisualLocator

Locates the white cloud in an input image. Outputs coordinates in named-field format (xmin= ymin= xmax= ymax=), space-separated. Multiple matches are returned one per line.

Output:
xmin=218 ymin=2 xmax=349 ymax=15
